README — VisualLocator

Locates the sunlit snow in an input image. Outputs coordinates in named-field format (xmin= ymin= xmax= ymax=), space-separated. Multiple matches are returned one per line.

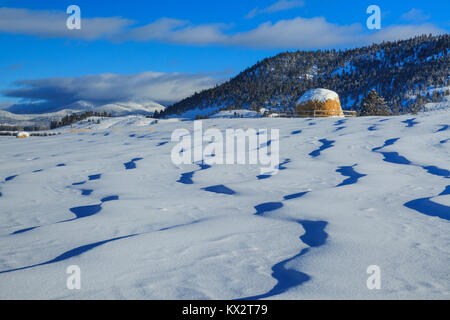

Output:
xmin=0 ymin=111 xmax=449 ymax=299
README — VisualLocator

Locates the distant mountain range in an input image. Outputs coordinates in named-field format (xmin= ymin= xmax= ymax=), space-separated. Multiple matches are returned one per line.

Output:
xmin=4 ymin=100 xmax=165 ymax=116
xmin=159 ymin=34 xmax=449 ymax=118
xmin=0 ymin=100 xmax=165 ymax=127
xmin=0 ymin=109 xmax=72 ymax=127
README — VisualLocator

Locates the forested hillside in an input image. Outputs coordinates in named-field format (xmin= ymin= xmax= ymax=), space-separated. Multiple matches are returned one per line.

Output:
xmin=158 ymin=34 xmax=449 ymax=117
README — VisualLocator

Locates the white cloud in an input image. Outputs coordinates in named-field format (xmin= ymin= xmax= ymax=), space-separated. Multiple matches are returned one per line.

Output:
xmin=125 ymin=18 xmax=229 ymax=45
xmin=401 ymin=9 xmax=431 ymax=22
xmin=0 ymin=7 xmax=133 ymax=40
xmin=229 ymin=17 xmax=362 ymax=49
xmin=365 ymin=24 xmax=445 ymax=44
xmin=246 ymin=1 xmax=305 ymax=19
xmin=123 ymin=18 xmax=189 ymax=42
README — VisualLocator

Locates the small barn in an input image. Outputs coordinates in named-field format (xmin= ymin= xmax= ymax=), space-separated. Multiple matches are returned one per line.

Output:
xmin=295 ymin=89 xmax=354 ymax=118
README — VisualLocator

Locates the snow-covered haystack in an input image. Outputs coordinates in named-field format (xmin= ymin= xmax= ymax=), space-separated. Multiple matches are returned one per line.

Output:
xmin=296 ymin=88 xmax=344 ymax=117
xmin=16 ymin=131 xmax=30 ymax=139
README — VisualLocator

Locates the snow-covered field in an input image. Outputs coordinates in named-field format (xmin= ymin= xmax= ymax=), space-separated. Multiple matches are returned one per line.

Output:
xmin=0 ymin=111 xmax=449 ymax=299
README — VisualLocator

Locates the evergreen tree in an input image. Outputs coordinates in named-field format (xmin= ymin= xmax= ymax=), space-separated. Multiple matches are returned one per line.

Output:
xmin=360 ymin=90 xmax=390 ymax=116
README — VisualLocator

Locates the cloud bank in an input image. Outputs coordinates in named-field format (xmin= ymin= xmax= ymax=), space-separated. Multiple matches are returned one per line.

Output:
xmin=0 ymin=7 xmax=446 ymax=50
xmin=0 ymin=7 xmax=133 ymax=40
xmin=401 ymin=9 xmax=431 ymax=23
xmin=2 ymin=71 xmax=222 ymax=114
xmin=245 ymin=0 xmax=305 ymax=19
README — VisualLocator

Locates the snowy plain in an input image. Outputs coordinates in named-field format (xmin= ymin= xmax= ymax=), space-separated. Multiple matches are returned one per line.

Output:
xmin=0 ymin=111 xmax=449 ymax=299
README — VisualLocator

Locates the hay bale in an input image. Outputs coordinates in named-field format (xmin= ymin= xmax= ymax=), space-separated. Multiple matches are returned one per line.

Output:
xmin=16 ymin=131 xmax=30 ymax=139
xmin=296 ymin=88 xmax=344 ymax=117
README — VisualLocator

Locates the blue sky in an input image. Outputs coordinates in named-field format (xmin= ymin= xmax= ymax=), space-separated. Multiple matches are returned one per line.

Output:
xmin=0 ymin=0 xmax=448 ymax=110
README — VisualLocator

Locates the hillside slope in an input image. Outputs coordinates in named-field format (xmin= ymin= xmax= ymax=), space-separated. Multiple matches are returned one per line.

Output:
xmin=159 ymin=34 xmax=449 ymax=118
xmin=4 ymin=100 xmax=165 ymax=117
xmin=1 ymin=101 xmax=165 ymax=127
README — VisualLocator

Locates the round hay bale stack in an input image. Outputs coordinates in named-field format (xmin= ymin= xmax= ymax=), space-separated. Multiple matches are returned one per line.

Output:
xmin=16 ymin=131 xmax=30 ymax=139
xmin=296 ymin=88 xmax=344 ymax=117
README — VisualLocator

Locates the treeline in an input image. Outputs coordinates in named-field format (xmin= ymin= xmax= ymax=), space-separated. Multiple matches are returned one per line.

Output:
xmin=158 ymin=34 xmax=449 ymax=117
xmin=0 ymin=125 xmax=50 ymax=132
xmin=0 ymin=132 xmax=61 ymax=137
xmin=50 ymin=111 xmax=111 ymax=129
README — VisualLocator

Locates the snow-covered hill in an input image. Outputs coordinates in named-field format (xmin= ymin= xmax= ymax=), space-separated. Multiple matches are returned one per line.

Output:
xmin=160 ymin=34 xmax=449 ymax=117
xmin=0 ymin=109 xmax=79 ymax=127
xmin=0 ymin=100 xmax=166 ymax=127
xmin=58 ymin=100 xmax=166 ymax=116
xmin=2 ymin=99 xmax=165 ymax=119
xmin=94 ymin=101 xmax=165 ymax=116
xmin=0 ymin=111 xmax=449 ymax=299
